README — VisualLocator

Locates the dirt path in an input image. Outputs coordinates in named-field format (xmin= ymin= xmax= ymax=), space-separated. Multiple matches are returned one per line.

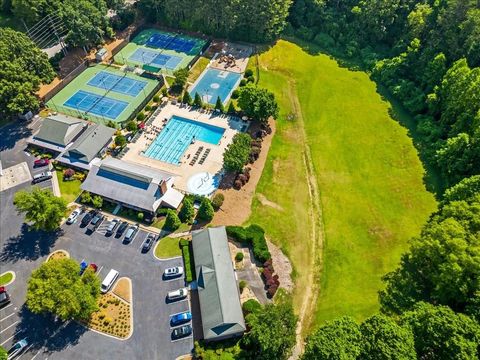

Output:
xmin=286 ymin=79 xmax=325 ymax=359
xmin=211 ymin=119 xmax=276 ymax=226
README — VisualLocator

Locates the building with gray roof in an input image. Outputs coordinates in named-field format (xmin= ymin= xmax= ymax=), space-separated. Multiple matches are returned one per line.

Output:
xmin=81 ymin=158 xmax=184 ymax=214
xmin=58 ymin=124 xmax=115 ymax=169
xmin=29 ymin=114 xmax=85 ymax=151
xmin=192 ymin=226 xmax=246 ymax=341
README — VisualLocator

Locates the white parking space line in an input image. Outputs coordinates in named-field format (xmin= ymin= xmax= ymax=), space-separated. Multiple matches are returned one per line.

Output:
xmin=0 ymin=330 xmax=20 ymax=346
xmin=16 ymin=343 xmax=34 ymax=359
xmin=96 ymin=266 xmax=104 ymax=277
xmin=30 ymin=349 xmax=43 ymax=360
xmin=0 ymin=303 xmax=13 ymax=312
xmin=0 ymin=312 xmax=16 ymax=322
xmin=170 ymin=335 xmax=193 ymax=343
xmin=0 ymin=320 xmax=19 ymax=334
xmin=168 ymin=298 xmax=189 ymax=305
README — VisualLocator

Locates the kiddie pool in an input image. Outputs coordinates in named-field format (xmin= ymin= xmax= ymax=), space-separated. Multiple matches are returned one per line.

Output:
xmin=187 ymin=172 xmax=221 ymax=196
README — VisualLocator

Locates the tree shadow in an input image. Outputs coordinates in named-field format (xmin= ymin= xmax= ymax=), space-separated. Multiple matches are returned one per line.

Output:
xmin=0 ymin=122 xmax=33 ymax=152
xmin=12 ymin=305 xmax=87 ymax=354
xmin=0 ymin=224 xmax=61 ymax=263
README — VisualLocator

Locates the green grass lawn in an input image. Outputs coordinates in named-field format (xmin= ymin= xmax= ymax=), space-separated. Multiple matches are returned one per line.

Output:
xmin=56 ymin=171 xmax=82 ymax=203
xmin=188 ymin=56 xmax=211 ymax=83
xmin=152 ymin=217 xmax=191 ymax=233
xmin=248 ymin=39 xmax=437 ymax=327
xmin=0 ymin=272 xmax=13 ymax=285
xmin=154 ymin=236 xmax=182 ymax=258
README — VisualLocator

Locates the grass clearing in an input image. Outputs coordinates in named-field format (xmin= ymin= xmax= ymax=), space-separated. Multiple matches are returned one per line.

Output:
xmin=154 ymin=236 xmax=182 ymax=258
xmin=248 ymin=39 xmax=437 ymax=328
xmin=56 ymin=171 xmax=82 ymax=203
xmin=0 ymin=272 xmax=13 ymax=286
xmin=188 ymin=56 xmax=211 ymax=82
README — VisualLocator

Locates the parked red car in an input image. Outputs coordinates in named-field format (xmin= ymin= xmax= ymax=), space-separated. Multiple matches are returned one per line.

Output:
xmin=34 ymin=158 xmax=50 ymax=167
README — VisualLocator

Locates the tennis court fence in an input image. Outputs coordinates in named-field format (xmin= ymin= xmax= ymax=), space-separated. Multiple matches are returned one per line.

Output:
xmin=42 ymin=60 xmax=91 ymax=102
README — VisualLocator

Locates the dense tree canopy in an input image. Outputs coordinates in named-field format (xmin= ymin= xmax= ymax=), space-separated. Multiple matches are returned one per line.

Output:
xmin=11 ymin=0 xmax=112 ymax=47
xmin=223 ymin=132 xmax=252 ymax=173
xmin=13 ymin=187 xmax=67 ymax=231
xmin=138 ymin=0 xmax=291 ymax=42
xmin=242 ymin=301 xmax=297 ymax=360
xmin=238 ymin=85 xmax=279 ymax=124
xmin=302 ymin=316 xmax=363 ymax=359
xmin=26 ymin=258 xmax=100 ymax=321
xmin=0 ymin=28 xmax=55 ymax=117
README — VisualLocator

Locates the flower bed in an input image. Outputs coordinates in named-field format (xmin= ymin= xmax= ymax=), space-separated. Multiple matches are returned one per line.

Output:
xmin=87 ymin=293 xmax=132 ymax=339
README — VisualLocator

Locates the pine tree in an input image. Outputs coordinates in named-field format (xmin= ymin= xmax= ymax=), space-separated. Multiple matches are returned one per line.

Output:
xmin=182 ymin=91 xmax=193 ymax=105
xmin=227 ymin=101 xmax=236 ymax=114
xmin=215 ymin=96 xmax=225 ymax=112
xmin=194 ymin=92 xmax=203 ymax=107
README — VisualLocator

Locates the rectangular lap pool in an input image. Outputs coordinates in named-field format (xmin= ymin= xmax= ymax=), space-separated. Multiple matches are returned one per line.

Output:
xmin=189 ymin=68 xmax=241 ymax=105
xmin=143 ymin=116 xmax=225 ymax=165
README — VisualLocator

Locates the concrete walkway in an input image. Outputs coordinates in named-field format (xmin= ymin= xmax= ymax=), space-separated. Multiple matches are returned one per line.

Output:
xmin=236 ymin=247 xmax=269 ymax=304
xmin=50 ymin=169 xmax=61 ymax=197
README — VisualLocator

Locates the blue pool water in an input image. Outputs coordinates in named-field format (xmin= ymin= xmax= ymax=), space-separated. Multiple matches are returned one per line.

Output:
xmin=143 ymin=116 xmax=225 ymax=165
xmin=189 ymin=68 xmax=241 ymax=105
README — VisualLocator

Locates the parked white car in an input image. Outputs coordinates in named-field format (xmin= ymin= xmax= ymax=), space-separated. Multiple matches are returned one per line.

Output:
xmin=164 ymin=266 xmax=184 ymax=278
xmin=66 ymin=208 xmax=82 ymax=224
xmin=167 ymin=287 xmax=188 ymax=301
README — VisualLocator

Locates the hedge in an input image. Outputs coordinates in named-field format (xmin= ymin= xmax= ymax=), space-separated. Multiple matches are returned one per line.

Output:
xmin=181 ymin=241 xmax=195 ymax=282
xmin=226 ymin=224 xmax=271 ymax=263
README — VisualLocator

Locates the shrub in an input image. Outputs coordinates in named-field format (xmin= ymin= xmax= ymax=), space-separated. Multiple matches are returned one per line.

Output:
xmin=223 ymin=132 xmax=252 ymax=173
xmin=247 ymin=75 xmax=255 ymax=83
xmin=156 ymin=208 xmax=169 ymax=217
xmin=80 ymin=191 xmax=92 ymax=204
xmin=244 ymin=69 xmax=254 ymax=78
xmin=92 ymin=195 xmax=103 ymax=209
xmin=115 ymin=135 xmax=127 ymax=147
xmin=182 ymin=91 xmax=193 ymax=105
xmin=179 ymin=198 xmax=195 ymax=224
xmin=161 ymin=88 xmax=168 ymax=97
xmin=227 ymin=101 xmax=236 ymax=114
xmin=181 ymin=242 xmax=194 ymax=282
xmin=235 ymin=252 xmax=244 ymax=262
xmin=137 ymin=212 xmax=144 ymax=220
xmin=126 ymin=121 xmax=137 ymax=132
xmin=231 ymin=89 xmax=240 ymax=99
xmin=179 ymin=238 xmax=189 ymax=247
xmin=239 ymin=79 xmax=247 ymax=87
xmin=73 ymin=172 xmax=86 ymax=181
xmin=153 ymin=95 xmax=160 ymax=102
xmin=226 ymin=225 xmax=271 ymax=263
xmin=242 ymin=299 xmax=262 ymax=315
xmin=194 ymin=92 xmax=203 ymax=107
xmin=239 ymin=280 xmax=247 ymax=293
xmin=164 ymin=210 xmax=181 ymax=231
xmin=63 ymin=168 xmax=75 ymax=179
xmin=211 ymin=193 xmax=224 ymax=211
xmin=106 ymin=120 xmax=117 ymax=129
xmin=197 ymin=197 xmax=214 ymax=222
xmin=136 ymin=112 xmax=145 ymax=121
xmin=145 ymin=105 xmax=152 ymax=112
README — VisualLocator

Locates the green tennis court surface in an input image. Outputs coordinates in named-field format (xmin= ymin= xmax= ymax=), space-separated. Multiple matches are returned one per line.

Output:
xmin=46 ymin=64 xmax=159 ymax=124
xmin=114 ymin=29 xmax=207 ymax=75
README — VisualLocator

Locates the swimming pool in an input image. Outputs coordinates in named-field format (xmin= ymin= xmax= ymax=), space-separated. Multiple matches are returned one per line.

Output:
xmin=189 ymin=68 xmax=241 ymax=105
xmin=143 ymin=116 xmax=225 ymax=165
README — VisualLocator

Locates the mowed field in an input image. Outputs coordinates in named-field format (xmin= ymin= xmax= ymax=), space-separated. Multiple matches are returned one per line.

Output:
xmin=248 ymin=40 xmax=437 ymax=328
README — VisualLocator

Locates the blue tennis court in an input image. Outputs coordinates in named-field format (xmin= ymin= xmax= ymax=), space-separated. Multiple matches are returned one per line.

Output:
xmin=63 ymin=90 xmax=128 ymax=120
xmin=189 ymin=68 xmax=242 ymax=105
xmin=146 ymin=33 xmax=197 ymax=53
xmin=144 ymin=115 xmax=225 ymax=165
xmin=128 ymin=48 xmax=182 ymax=70
xmin=87 ymin=71 xmax=147 ymax=97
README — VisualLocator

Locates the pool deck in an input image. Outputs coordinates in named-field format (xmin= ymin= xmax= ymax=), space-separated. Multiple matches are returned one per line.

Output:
xmin=123 ymin=103 xmax=246 ymax=193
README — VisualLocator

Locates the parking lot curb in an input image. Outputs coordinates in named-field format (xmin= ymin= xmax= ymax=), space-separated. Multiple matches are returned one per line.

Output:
xmin=0 ymin=271 xmax=16 ymax=286
xmin=46 ymin=249 xmax=70 ymax=262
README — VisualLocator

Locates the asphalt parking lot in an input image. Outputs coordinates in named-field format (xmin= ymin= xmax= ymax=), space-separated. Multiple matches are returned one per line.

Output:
xmin=1 ymin=120 xmax=195 ymax=359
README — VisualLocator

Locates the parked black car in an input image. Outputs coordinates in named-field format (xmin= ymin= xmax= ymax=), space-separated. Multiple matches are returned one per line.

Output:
xmin=81 ymin=210 xmax=97 ymax=227
xmin=171 ymin=325 xmax=192 ymax=339
xmin=88 ymin=213 xmax=105 ymax=233
xmin=115 ymin=221 xmax=129 ymax=238
xmin=142 ymin=234 xmax=155 ymax=253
